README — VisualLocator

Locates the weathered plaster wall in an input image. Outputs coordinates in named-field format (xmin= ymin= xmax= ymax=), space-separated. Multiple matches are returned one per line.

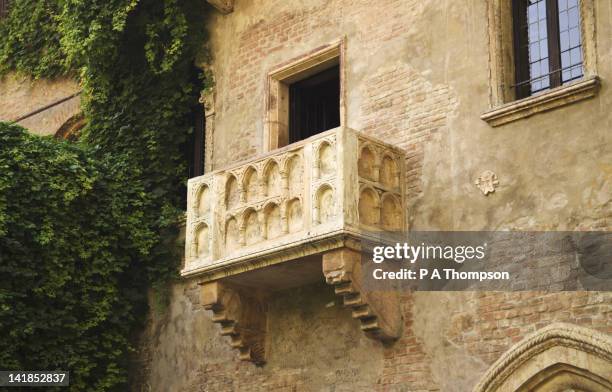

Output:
xmin=138 ymin=0 xmax=612 ymax=390
xmin=0 ymin=73 xmax=80 ymax=136
xmin=203 ymin=0 xmax=611 ymax=232
xmin=135 ymin=281 xmax=384 ymax=391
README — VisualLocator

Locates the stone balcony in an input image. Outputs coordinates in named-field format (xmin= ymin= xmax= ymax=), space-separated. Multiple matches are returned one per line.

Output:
xmin=183 ymin=127 xmax=407 ymax=364
xmin=183 ymin=126 xmax=407 ymax=279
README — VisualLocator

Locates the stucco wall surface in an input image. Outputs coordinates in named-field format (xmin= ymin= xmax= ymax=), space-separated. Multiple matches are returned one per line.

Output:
xmin=0 ymin=73 xmax=80 ymax=136
xmin=136 ymin=0 xmax=612 ymax=390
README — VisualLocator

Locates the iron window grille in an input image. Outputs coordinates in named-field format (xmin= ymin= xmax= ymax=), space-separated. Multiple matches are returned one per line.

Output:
xmin=512 ymin=0 xmax=584 ymax=99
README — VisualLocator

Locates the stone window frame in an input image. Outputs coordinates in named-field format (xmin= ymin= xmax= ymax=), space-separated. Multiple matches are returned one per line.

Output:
xmin=263 ymin=38 xmax=346 ymax=152
xmin=481 ymin=0 xmax=600 ymax=127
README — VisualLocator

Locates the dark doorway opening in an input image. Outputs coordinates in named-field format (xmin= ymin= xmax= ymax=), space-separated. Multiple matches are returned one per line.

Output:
xmin=187 ymin=104 xmax=205 ymax=179
xmin=289 ymin=64 xmax=340 ymax=143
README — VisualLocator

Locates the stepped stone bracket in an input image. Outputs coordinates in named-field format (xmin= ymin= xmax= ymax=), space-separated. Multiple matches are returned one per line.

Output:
xmin=322 ymin=248 xmax=402 ymax=342
xmin=200 ymin=281 xmax=267 ymax=365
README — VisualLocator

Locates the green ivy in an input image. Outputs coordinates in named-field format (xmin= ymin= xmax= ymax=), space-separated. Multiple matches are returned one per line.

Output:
xmin=0 ymin=123 xmax=150 ymax=389
xmin=0 ymin=0 xmax=67 ymax=78
xmin=0 ymin=0 xmax=210 ymax=390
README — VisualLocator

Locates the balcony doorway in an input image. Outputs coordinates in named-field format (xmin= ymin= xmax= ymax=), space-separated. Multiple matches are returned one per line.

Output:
xmin=264 ymin=40 xmax=345 ymax=151
xmin=289 ymin=64 xmax=340 ymax=143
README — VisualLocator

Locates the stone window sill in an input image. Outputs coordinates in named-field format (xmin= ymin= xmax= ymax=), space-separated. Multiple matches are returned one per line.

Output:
xmin=481 ymin=76 xmax=601 ymax=127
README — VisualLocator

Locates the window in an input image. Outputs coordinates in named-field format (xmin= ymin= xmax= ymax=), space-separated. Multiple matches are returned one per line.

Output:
xmin=0 ymin=0 xmax=9 ymax=19
xmin=513 ymin=0 xmax=584 ymax=99
xmin=264 ymin=40 xmax=345 ymax=151
xmin=187 ymin=104 xmax=205 ymax=179
xmin=482 ymin=0 xmax=599 ymax=126
xmin=288 ymin=65 xmax=340 ymax=143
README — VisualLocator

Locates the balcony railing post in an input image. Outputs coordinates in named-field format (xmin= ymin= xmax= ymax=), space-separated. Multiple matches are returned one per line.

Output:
xmin=372 ymin=162 xmax=381 ymax=182
xmin=280 ymin=170 xmax=289 ymax=196
xmin=258 ymin=210 xmax=266 ymax=239
xmin=313 ymin=161 xmax=320 ymax=180
xmin=239 ymin=219 xmax=246 ymax=246
xmin=280 ymin=201 xmax=288 ymax=234
xmin=258 ymin=178 xmax=266 ymax=198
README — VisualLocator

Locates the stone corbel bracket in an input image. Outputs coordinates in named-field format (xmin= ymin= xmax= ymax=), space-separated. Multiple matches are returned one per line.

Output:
xmin=323 ymin=248 xmax=402 ymax=341
xmin=206 ymin=0 xmax=233 ymax=14
xmin=200 ymin=281 xmax=267 ymax=365
xmin=200 ymin=248 xmax=401 ymax=366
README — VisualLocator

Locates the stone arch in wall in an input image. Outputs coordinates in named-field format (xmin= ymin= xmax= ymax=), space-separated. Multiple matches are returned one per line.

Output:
xmin=195 ymin=184 xmax=210 ymax=217
xmin=54 ymin=113 xmax=85 ymax=141
xmin=263 ymin=160 xmax=281 ymax=197
xmin=263 ymin=202 xmax=281 ymax=240
xmin=243 ymin=166 xmax=259 ymax=203
xmin=358 ymin=186 xmax=380 ymax=226
xmin=225 ymin=174 xmax=240 ymax=210
xmin=473 ymin=323 xmax=612 ymax=392
xmin=358 ymin=144 xmax=377 ymax=182
xmin=242 ymin=208 xmax=260 ymax=246
xmin=317 ymin=141 xmax=335 ymax=179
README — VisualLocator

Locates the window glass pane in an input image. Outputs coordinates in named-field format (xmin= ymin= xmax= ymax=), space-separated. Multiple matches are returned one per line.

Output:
xmin=561 ymin=51 xmax=570 ymax=66
xmin=531 ymin=63 xmax=541 ymax=78
xmin=560 ymin=31 xmax=569 ymax=51
xmin=570 ymin=47 xmax=582 ymax=64
xmin=569 ymin=27 xmax=580 ymax=48
xmin=521 ymin=0 xmax=550 ymax=94
xmin=541 ymin=58 xmax=549 ymax=75
xmin=558 ymin=0 xmax=583 ymax=83
xmin=540 ymin=40 xmax=548 ymax=58
xmin=568 ymin=7 xmax=579 ymax=28
xmin=528 ymin=3 xmax=538 ymax=23
xmin=530 ymin=42 xmax=540 ymax=59
xmin=562 ymin=69 xmax=572 ymax=81
xmin=539 ymin=21 xmax=547 ymax=38
xmin=529 ymin=23 xmax=539 ymax=41
xmin=532 ymin=80 xmax=542 ymax=91
xmin=559 ymin=10 xmax=569 ymax=30
xmin=571 ymin=64 xmax=583 ymax=79
xmin=537 ymin=1 xmax=546 ymax=20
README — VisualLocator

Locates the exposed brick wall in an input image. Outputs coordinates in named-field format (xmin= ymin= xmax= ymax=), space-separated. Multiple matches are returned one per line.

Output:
xmin=210 ymin=0 xmax=439 ymax=170
xmin=229 ymin=2 xmax=341 ymax=101
xmin=380 ymin=293 xmax=439 ymax=391
xmin=447 ymin=291 xmax=612 ymax=365
xmin=359 ymin=64 xmax=458 ymax=203
xmin=377 ymin=291 xmax=612 ymax=392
